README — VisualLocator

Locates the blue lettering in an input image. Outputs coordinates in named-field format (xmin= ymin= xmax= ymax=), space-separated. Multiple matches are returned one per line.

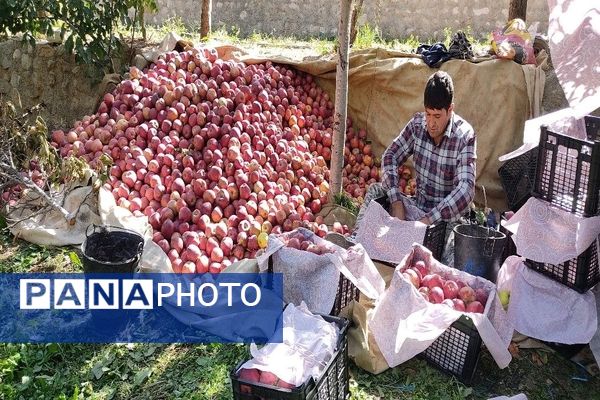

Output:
xmin=125 ymin=283 xmax=150 ymax=306
xmin=92 ymin=282 xmax=114 ymax=306
xmin=56 ymin=283 xmax=82 ymax=306
xmin=26 ymin=282 xmax=46 ymax=306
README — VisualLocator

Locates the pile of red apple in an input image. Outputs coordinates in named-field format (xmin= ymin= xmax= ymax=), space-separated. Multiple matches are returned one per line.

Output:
xmin=4 ymin=47 xmax=399 ymax=273
xmin=341 ymin=130 xmax=415 ymax=203
xmin=41 ymin=47 xmax=377 ymax=273
xmin=342 ymin=126 xmax=379 ymax=202
xmin=280 ymin=229 xmax=334 ymax=255
xmin=1 ymin=160 xmax=47 ymax=206
xmin=402 ymin=259 xmax=488 ymax=313
xmin=397 ymin=165 xmax=416 ymax=196
xmin=238 ymin=368 xmax=295 ymax=393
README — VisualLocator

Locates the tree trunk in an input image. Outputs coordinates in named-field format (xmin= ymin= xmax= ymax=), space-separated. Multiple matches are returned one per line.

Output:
xmin=200 ymin=0 xmax=212 ymax=38
xmin=140 ymin=9 xmax=146 ymax=41
xmin=349 ymin=0 xmax=364 ymax=47
xmin=330 ymin=0 xmax=353 ymax=200
xmin=508 ymin=0 xmax=527 ymax=21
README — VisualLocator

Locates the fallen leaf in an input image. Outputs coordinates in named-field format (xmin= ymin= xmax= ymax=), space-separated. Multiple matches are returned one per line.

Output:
xmin=531 ymin=351 xmax=547 ymax=366
xmin=509 ymin=342 xmax=520 ymax=358
xmin=134 ymin=368 xmax=151 ymax=386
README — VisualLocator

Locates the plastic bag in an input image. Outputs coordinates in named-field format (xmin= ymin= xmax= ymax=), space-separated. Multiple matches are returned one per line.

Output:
xmin=355 ymin=200 xmax=428 ymax=264
xmin=491 ymin=19 xmax=537 ymax=65
xmin=496 ymin=257 xmax=597 ymax=344
xmin=240 ymin=303 xmax=340 ymax=387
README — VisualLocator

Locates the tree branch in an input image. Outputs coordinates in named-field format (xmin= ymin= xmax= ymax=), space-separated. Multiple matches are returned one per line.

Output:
xmin=0 ymin=162 xmax=74 ymax=224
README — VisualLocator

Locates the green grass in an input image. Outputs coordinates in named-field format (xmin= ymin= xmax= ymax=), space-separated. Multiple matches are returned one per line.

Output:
xmin=1 ymin=226 xmax=599 ymax=399
xmin=333 ymin=192 xmax=360 ymax=215
xmin=352 ymin=24 xmax=383 ymax=50
xmin=0 ymin=230 xmax=79 ymax=273
xmin=156 ymin=16 xmax=190 ymax=39
xmin=0 ymin=341 xmax=249 ymax=400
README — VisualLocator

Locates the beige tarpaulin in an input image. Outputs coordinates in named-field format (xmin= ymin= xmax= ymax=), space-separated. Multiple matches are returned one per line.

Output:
xmin=218 ymin=46 xmax=546 ymax=212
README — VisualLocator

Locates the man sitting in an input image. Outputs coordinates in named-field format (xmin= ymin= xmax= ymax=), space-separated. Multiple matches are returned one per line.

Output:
xmin=354 ymin=71 xmax=477 ymax=264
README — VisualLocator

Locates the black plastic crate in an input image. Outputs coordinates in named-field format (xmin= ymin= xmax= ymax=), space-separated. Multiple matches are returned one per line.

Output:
xmin=267 ymin=256 xmax=359 ymax=316
xmin=533 ymin=115 xmax=600 ymax=217
xmin=421 ymin=314 xmax=482 ymax=385
xmin=374 ymin=194 xmax=447 ymax=261
xmin=331 ymin=273 xmax=360 ymax=316
xmin=524 ymin=236 xmax=600 ymax=293
xmin=423 ymin=221 xmax=447 ymax=261
xmin=375 ymin=260 xmax=483 ymax=384
xmin=499 ymin=214 xmax=517 ymax=261
xmin=230 ymin=314 xmax=349 ymax=400
xmin=498 ymin=147 xmax=538 ymax=211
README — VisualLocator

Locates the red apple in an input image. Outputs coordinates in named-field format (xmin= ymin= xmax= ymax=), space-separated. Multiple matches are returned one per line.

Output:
xmin=466 ymin=300 xmax=484 ymax=314
xmin=238 ymin=368 xmax=261 ymax=394
xmin=475 ymin=288 xmax=489 ymax=306
xmin=429 ymin=286 xmax=445 ymax=304
xmin=259 ymin=371 xmax=278 ymax=386
xmin=452 ymin=298 xmax=466 ymax=312
xmin=421 ymin=273 xmax=444 ymax=289
xmin=413 ymin=260 xmax=428 ymax=277
xmin=459 ymin=286 xmax=476 ymax=303
xmin=409 ymin=267 xmax=423 ymax=282
xmin=442 ymin=280 xmax=459 ymax=300
xmin=402 ymin=269 xmax=420 ymax=288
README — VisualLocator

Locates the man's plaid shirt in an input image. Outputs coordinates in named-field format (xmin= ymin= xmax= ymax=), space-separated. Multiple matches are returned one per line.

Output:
xmin=381 ymin=112 xmax=477 ymax=223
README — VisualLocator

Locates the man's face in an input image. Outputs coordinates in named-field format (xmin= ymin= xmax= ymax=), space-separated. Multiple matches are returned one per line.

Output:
xmin=425 ymin=105 xmax=453 ymax=143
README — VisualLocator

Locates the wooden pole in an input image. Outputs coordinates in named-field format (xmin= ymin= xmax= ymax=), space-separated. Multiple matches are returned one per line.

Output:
xmin=508 ymin=0 xmax=528 ymax=21
xmin=330 ymin=0 xmax=353 ymax=200
xmin=200 ymin=0 xmax=212 ymax=38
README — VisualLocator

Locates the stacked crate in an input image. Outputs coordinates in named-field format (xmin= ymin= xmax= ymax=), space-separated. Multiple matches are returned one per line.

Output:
xmin=498 ymin=115 xmax=600 ymax=292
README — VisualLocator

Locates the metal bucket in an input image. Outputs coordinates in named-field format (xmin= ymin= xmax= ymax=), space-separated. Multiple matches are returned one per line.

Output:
xmin=453 ymin=224 xmax=507 ymax=283
xmin=81 ymin=225 xmax=144 ymax=274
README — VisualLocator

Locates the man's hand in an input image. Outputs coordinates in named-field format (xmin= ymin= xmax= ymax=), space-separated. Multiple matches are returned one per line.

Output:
xmin=390 ymin=200 xmax=406 ymax=221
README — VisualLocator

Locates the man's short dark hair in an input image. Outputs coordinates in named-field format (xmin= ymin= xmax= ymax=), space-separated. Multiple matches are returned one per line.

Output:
xmin=424 ymin=71 xmax=454 ymax=110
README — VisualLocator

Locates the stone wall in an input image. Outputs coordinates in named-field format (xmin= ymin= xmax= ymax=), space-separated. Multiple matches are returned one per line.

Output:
xmin=147 ymin=0 xmax=549 ymax=40
xmin=0 ymin=39 xmax=116 ymax=130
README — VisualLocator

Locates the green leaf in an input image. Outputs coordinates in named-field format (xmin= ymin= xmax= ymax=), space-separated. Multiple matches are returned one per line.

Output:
xmin=64 ymin=35 xmax=73 ymax=54
xmin=46 ymin=342 xmax=60 ymax=356
xmin=195 ymin=356 xmax=211 ymax=367
xmin=133 ymin=368 xmax=151 ymax=386
xmin=68 ymin=252 xmax=82 ymax=268
xmin=459 ymin=386 xmax=473 ymax=398
xmin=144 ymin=345 xmax=157 ymax=357
xmin=91 ymin=362 xmax=104 ymax=380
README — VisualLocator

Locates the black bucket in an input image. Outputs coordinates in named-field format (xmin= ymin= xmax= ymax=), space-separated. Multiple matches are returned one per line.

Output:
xmin=81 ymin=225 xmax=144 ymax=274
xmin=453 ymin=224 xmax=507 ymax=283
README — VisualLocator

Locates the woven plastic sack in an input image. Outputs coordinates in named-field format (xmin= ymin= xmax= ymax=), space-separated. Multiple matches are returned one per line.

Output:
xmin=257 ymin=227 xmax=385 ymax=314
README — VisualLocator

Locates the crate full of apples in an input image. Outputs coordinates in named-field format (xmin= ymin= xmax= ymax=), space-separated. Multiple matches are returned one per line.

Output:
xmin=259 ymin=227 xmax=370 ymax=316
xmin=397 ymin=244 xmax=498 ymax=384
xmin=230 ymin=311 xmax=349 ymax=400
